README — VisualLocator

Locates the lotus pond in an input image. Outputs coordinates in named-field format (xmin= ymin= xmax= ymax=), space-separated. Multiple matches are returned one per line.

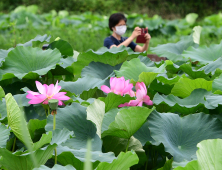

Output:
xmin=1 ymin=24 xmax=222 ymax=170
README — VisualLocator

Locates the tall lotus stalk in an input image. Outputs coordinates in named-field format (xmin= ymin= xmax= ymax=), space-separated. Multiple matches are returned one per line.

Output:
xmin=49 ymin=99 xmax=59 ymax=164
xmin=26 ymin=81 xmax=70 ymax=165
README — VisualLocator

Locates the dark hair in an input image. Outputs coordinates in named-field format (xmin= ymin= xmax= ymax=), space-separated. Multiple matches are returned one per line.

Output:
xmin=108 ymin=13 xmax=127 ymax=31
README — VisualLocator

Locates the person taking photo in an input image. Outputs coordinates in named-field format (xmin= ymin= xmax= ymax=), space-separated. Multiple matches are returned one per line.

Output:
xmin=104 ymin=13 xmax=151 ymax=52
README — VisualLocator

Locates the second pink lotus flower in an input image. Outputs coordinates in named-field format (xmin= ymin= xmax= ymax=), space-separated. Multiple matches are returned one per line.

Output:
xmin=101 ymin=77 xmax=153 ymax=107
xmin=119 ymin=82 xmax=153 ymax=107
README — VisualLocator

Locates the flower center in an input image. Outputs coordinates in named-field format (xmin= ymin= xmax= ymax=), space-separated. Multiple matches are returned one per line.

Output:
xmin=46 ymin=94 xmax=54 ymax=99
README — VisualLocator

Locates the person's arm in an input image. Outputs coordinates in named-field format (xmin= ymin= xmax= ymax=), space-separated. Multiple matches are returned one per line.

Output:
xmin=134 ymin=33 xmax=151 ymax=52
xmin=110 ymin=27 xmax=141 ymax=49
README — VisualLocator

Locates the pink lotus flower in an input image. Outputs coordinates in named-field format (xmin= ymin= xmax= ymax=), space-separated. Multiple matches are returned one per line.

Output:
xmin=119 ymin=82 xmax=153 ymax=107
xmin=101 ymin=77 xmax=135 ymax=97
xmin=26 ymin=81 xmax=70 ymax=106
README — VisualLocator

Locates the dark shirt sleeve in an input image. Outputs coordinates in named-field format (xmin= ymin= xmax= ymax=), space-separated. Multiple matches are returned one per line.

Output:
xmin=104 ymin=37 xmax=114 ymax=49
xmin=104 ymin=36 xmax=137 ymax=51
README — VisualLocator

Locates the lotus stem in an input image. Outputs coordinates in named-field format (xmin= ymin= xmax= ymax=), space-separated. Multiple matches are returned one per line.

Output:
xmin=145 ymin=153 xmax=149 ymax=170
xmin=53 ymin=114 xmax=56 ymax=130
xmin=125 ymin=138 xmax=130 ymax=152
xmin=47 ymin=106 xmax=50 ymax=116
xmin=53 ymin=113 xmax=57 ymax=164
xmin=12 ymin=137 xmax=16 ymax=152
xmin=45 ymin=109 xmax=48 ymax=118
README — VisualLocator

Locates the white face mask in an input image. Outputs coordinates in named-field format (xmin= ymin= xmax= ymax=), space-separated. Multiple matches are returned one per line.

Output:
xmin=114 ymin=25 xmax=127 ymax=36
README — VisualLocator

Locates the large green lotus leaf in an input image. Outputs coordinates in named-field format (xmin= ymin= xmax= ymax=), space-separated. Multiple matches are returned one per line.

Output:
xmin=204 ymin=13 xmax=222 ymax=27
xmin=96 ymin=151 xmax=139 ymax=170
xmin=10 ymin=11 xmax=49 ymax=29
xmin=81 ymin=62 xmax=121 ymax=79
xmin=153 ymin=89 xmax=214 ymax=115
xmin=174 ymin=139 xmax=222 ymax=170
xmin=174 ymin=160 xmax=199 ymax=170
xmin=198 ymin=57 xmax=222 ymax=75
xmin=115 ymin=58 xmax=166 ymax=82
xmin=156 ymin=73 xmax=180 ymax=85
xmin=102 ymin=136 xmax=144 ymax=156
xmin=0 ymin=72 xmax=15 ymax=81
xmin=0 ymin=144 xmax=57 ymax=170
xmin=26 ymin=5 xmax=39 ymax=14
xmin=100 ymin=93 xmax=133 ymax=112
xmin=51 ymin=128 xmax=74 ymax=145
xmin=0 ymin=48 xmax=13 ymax=66
xmin=45 ymin=102 xmax=102 ymax=151
xmin=1 ymin=46 xmax=61 ymax=80
xmin=196 ymin=139 xmax=222 ymax=170
xmin=101 ymin=108 xmax=119 ymax=133
xmin=150 ymin=35 xmax=196 ymax=62
xmin=50 ymin=65 xmax=74 ymax=76
xmin=0 ymin=100 xmax=7 ymax=121
xmin=32 ymin=131 xmax=52 ymax=151
xmin=212 ymin=74 xmax=222 ymax=94
xmin=86 ymin=99 xmax=105 ymax=138
xmin=59 ymin=57 xmax=76 ymax=69
xmin=5 ymin=93 xmax=33 ymax=147
xmin=157 ymin=158 xmax=173 ymax=170
xmin=17 ymin=34 xmax=51 ymax=47
xmin=150 ymin=79 xmax=174 ymax=95
xmin=24 ymin=105 xmax=46 ymax=122
xmin=0 ymin=123 xmax=10 ymax=148
xmin=0 ymin=86 xmax=4 ymax=101
xmin=48 ymin=39 xmax=73 ymax=57
xmin=13 ymin=93 xmax=30 ymax=107
xmin=143 ymin=16 xmax=163 ymax=30
xmin=205 ymin=94 xmax=222 ymax=107
xmin=102 ymin=107 xmax=155 ymax=139
xmin=192 ymin=26 xmax=202 ymax=44
xmin=28 ymin=119 xmax=47 ymax=139
xmin=59 ymin=76 xmax=106 ymax=95
xmin=183 ymin=40 xmax=222 ymax=64
xmin=73 ymin=46 xmax=140 ymax=75
xmin=53 ymin=57 xmax=76 ymax=77
xmin=165 ymin=60 xmax=181 ymax=74
xmin=79 ymin=87 xmax=103 ymax=101
xmin=148 ymin=111 xmax=222 ymax=162
xmin=138 ymin=55 xmax=155 ymax=67
xmin=172 ymin=160 xmax=192 ymax=169
xmin=33 ymin=165 xmax=76 ymax=170
xmin=171 ymin=78 xmax=212 ymax=98
xmin=56 ymin=145 xmax=115 ymax=170
xmin=133 ymin=121 xmax=156 ymax=146
xmin=138 ymin=72 xmax=159 ymax=86
xmin=165 ymin=60 xmax=208 ymax=79
xmin=186 ymin=13 xmax=198 ymax=25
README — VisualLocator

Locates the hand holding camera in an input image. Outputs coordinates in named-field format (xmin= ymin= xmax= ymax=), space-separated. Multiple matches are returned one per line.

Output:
xmin=136 ymin=27 xmax=150 ymax=43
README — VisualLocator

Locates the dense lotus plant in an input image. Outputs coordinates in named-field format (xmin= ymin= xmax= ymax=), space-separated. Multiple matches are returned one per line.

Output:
xmin=2 ymin=25 xmax=222 ymax=170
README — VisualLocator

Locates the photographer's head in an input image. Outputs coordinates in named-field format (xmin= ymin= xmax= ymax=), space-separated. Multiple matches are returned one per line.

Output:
xmin=109 ymin=13 xmax=127 ymax=36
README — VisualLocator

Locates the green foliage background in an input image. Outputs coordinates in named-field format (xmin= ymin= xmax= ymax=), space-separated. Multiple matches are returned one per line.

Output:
xmin=1 ymin=0 xmax=221 ymax=18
